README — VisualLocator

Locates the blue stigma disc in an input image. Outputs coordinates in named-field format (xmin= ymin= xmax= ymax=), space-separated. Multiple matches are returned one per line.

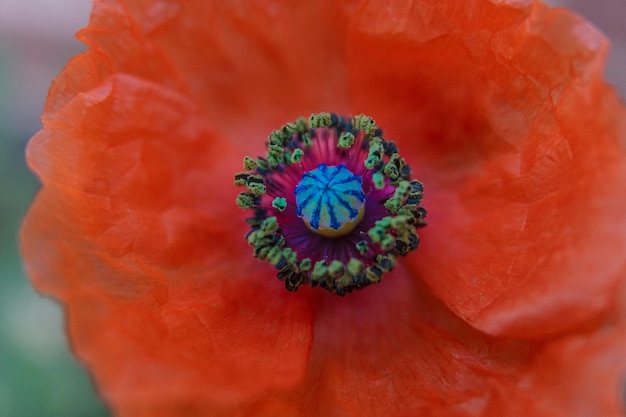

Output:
xmin=294 ymin=164 xmax=365 ymax=237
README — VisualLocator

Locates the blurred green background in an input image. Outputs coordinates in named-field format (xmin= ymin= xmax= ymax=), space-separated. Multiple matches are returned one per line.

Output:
xmin=0 ymin=1 xmax=109 ymax=416
xmin=0 ymin=1 xmax=623 ymax=416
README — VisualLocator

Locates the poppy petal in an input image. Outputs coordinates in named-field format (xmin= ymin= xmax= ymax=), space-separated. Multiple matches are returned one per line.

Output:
xmin=347 ymin=0 xmax=626 ymax=338
xmin=22 ymin=72 xmax=315 ymax=414
xmin=78 ymin=0 xmax=361 ymax=147
xmin=293 ymin=266 xmax=626 ymax=417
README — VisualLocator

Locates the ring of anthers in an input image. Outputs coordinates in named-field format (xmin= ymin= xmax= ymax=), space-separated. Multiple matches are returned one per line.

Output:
xmin=235 ymin=113 xmax=426 ymax=296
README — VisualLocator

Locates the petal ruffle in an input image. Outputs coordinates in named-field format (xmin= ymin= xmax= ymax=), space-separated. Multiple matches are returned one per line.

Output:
xmin=22 ymin=73 xmax=315 ymax=415
xmin=347 ymin=0 xmax=626 ymax=338
xmin=78 ymin=0 xmax=361 ymax=148
xmin=294 ymin=266 xmax=626 ymax=417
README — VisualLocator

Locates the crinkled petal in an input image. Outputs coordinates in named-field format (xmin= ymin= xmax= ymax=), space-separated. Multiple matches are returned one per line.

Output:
xmin=347 ymin=0 xmax=626 ymax=338
xmin=22 ymin=73 xmax=314 ymax=415
xmin=77 ymin=0 xmax=360 ymax=147
xmin=289 ymin=266 xmax=626 ymax=417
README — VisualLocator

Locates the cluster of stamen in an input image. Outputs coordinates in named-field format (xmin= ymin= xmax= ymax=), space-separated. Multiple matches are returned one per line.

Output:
xmin=235 ymin=113 xmax=426 ymax=296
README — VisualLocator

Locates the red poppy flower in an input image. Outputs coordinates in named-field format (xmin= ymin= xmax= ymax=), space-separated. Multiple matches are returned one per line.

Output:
xmin=22 ymin=0 xmax=626 ymax=416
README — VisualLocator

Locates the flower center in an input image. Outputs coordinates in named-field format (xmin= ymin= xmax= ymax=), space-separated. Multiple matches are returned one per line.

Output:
xmin=295 ymin=164 xmax=365 ymax=237
xmin=235 ymin=113 xmax=426 ymax=296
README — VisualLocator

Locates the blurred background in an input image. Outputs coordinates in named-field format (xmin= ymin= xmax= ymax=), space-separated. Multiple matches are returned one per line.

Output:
xmin=0 ymin=1 xmax=624 ymax=416
xmin=1 ymin=2 xmax=110 ymax=416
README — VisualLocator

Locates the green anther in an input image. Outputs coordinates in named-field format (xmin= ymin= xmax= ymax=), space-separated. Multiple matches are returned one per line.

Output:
xmin=245 ymin=174 xmax=263 ymax=184
xmin=383 ymin=161 xmax=399 ymax=179
xmin=282 ymin=248 xmax=297 ymax=264
xmin=368 ymin=229 xmax=388 ymax=247
xmin=268 ymin=143 xmax=284 ymax=154
xmin=328 ymin=260 xmax=344 ymax=277
xmin=266 ymin=246 xmax=283 ymax=264
xmin=281 ymin=122 xmax=298 ymax=136
xmin=268 ymin=142 xmax=285 ymax=167
xmin=246 ymin=182 xmax=266 ymax=195
xmin=299 ymin=258 xmax=312 ymax=271
xmin=291 ymin=148 xmax=304 ymax=163
xmin=272 ymin=197 xmax=287 ymax=212
xmin=398 ymin=206 xmax=426 ymax=225
xmin=389 ymin=154 xmax=403 ymax=169
xmin=309 ymin=113 xmax=332 ymax=129
xmin=301 ymin=132 xmax=312 ymax=147
xmin=243 ymin=156 xmax=257 ymax=170
xmin=391 ymin=215 xmax=410 ymax=229
xmin=356 ymin=240 xmax=369 ymax=255
xmin=384 ymin=181 xmax=410 ymax=213
xmin=347 ymin=258 xmax=364 ymax=276
xmin=268 ymin=133 xmax=281 ymax=146
xmin=369 ymin=222 xmax=382 ymax=236
xmin=236 ymin=193 xmax=256 ymax=209
xmin=372 ymin=172 xmax=385 ymax=190
xmin=384 ymin=154 xmax=405 ymax=185
xmin=261 ymin=217 xmax=279 ymax=233
xmin=384 ymin=198 xmax=400 ymax=213
xmin=389 ymin=254 xmax=398 ymax=269
xmin=368 ymin=217 xmax=394 ymax=246
xmin=257 ymin=246 xmax=271 ymax=260
xmin=246 ymin=229 xmax=261 ymax=246
xmin=267 ymin=154 xmax=282 ymax=168
xmin=338 ymin=132 xmax=355 ymax=149
xmin=269 ymin=130 xmax=289 ymax=146
xmin=380 ymin=235 xmax=395 ymax=251
xmin=295 ymin=117 xmax=307 ymax=133
xmin=234 ymin=172 xmax=249 ymax=186
xmin=353 ymin=114 xmax=378 ymax=136
xmin=336 ymin=273 xmax=353 ymax=290
xmin=250 ymin=236 xmax=267 ymax=249
xmin=365 ymin=268 xmax=382 ymax=284
xmin=256 ymin=158 xmax=270 ymax=171
xmin=397 ymin=206 xmax=414 ymax=218
xmin=376 ymin=254 xmax=397 ymax=272
xmin=368 ymin=231 xmax=380 ymax=245
xmin=365 ymin=138 xmax=384 ymax=169
xmin=398 ymin=180 xmax=411 ymax=195
xmin=376 ymin=217 xmax=393 ymax=229
xmin=311 ymin=261 xmax=328 ymax=280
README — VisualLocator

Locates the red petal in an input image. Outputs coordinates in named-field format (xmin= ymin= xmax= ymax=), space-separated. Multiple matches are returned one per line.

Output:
xmin=347 ymin=0 xmax=626 ymax=338
xmin=294 ymin=266 xmax=626 ymax=417
xmin=22 ymin=73 xmax=315 ymax=414
xmin=78 ymin=0 xmax=360 ymax=147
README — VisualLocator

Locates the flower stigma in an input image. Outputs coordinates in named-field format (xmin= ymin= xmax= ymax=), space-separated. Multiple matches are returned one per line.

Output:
xmin=235 ymin=113 xmax=426 ymax=295
xmin=295 ymin=163 xmax=365 ymax=237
